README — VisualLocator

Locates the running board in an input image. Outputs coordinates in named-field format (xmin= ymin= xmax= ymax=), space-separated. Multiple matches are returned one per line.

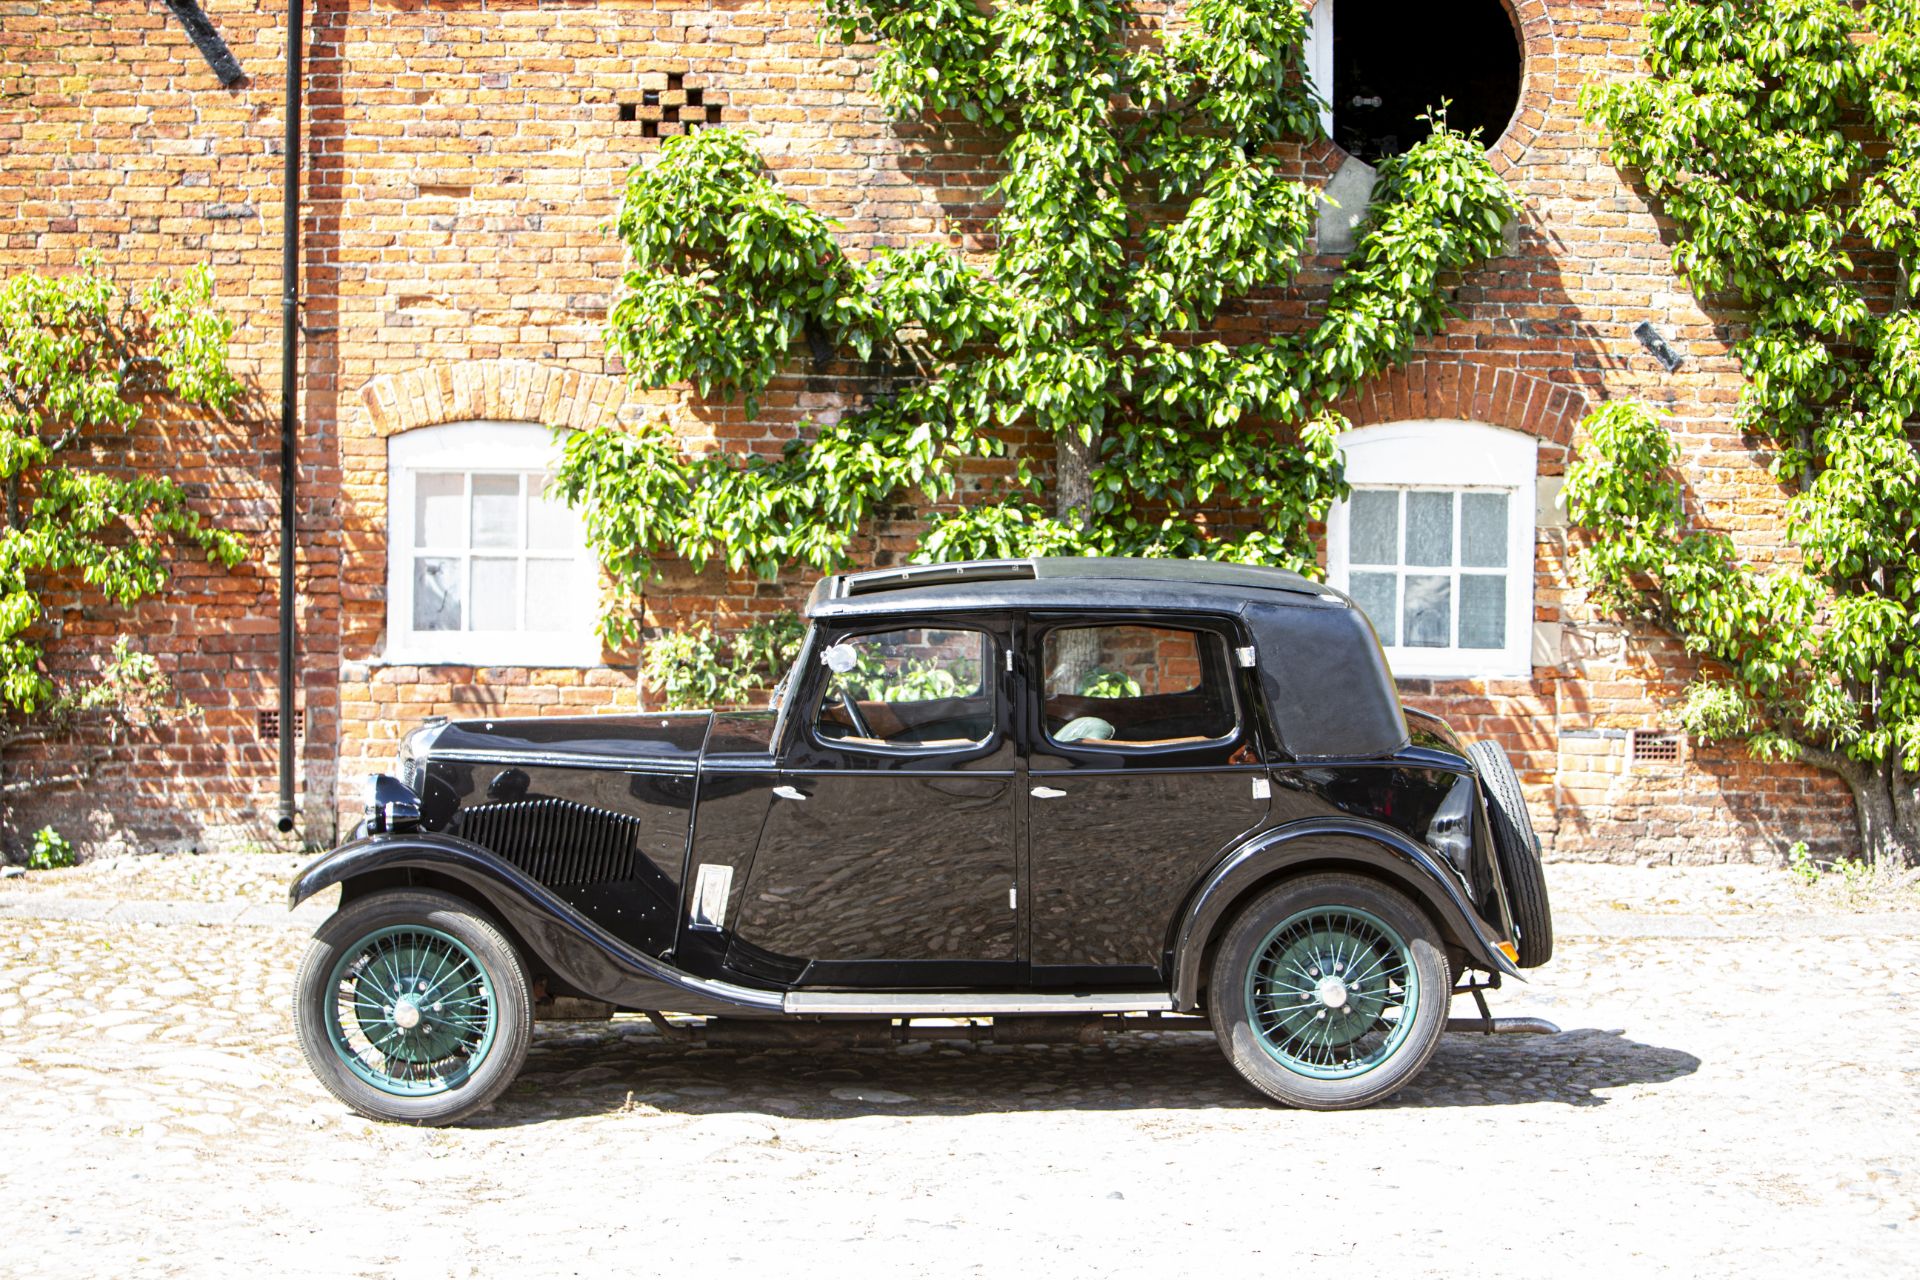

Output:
xmin=1445 ymin=1016 xmax=1560 ymax=1036
xmin=782 ymin=991 xmax=1175 ymax=1017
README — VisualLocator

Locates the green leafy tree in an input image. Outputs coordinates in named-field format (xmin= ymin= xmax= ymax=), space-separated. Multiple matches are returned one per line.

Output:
xmin=0 ymin=261 xmax=247 ymax=799
xmin=554 ymin=0 xmax=1515 ymax=659
xmin=1574 ymin=0 xmax=1920 ymax=866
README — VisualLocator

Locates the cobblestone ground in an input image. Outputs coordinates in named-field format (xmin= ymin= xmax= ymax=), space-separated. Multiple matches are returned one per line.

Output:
xmin=0 ymin=861 xmax=1915 ymax=1279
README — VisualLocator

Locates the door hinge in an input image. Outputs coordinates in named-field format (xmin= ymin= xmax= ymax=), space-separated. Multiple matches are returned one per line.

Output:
xmin=1009 ymin=885 xmax=1018 ymax=910
xmin=1252 ymin=776 xmax=1271 ymax=800
xmin=1235 ymin=645 xmax=1257 ymax=668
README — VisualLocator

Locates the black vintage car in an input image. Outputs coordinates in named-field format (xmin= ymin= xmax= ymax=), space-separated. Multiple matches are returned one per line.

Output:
xmin=291 ymin=557 xmax=1554 ymax=1123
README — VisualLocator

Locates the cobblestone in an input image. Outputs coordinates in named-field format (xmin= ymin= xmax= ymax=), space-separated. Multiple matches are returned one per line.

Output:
xmin=0 ymin=861 xmax=1914 ymax=1278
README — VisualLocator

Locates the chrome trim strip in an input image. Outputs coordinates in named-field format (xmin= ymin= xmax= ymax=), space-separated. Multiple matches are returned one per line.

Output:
xmin=782 ymin=991 xmax=1173 ymax=1016
xmin=430 ymin=749 xmax=699 ymax=774
xmin=1026 ymin=764 xmax=1273 ymax=778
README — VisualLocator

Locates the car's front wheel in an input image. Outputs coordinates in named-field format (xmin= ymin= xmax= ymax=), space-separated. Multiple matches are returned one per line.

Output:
xmin=1208 ymin=873 xmax=1451 ymax=1110
xmin=294 ymin=888 xmax=532 ymax=1125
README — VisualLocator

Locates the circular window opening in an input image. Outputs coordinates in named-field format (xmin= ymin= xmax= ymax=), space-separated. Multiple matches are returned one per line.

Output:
xmin=1330 ymin=0 xmax=1523 ymax=164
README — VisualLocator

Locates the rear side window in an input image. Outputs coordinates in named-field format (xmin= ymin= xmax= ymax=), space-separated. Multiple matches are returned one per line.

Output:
xmin=1041 ymin=625 xmax=1236 ymax=749
xmin=815 ymin=627 xmax=993 ymax=751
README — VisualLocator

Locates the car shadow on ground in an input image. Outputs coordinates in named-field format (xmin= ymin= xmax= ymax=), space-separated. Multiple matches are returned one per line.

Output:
xmin=475 ymin=1023 xmax=1701 ymax=1125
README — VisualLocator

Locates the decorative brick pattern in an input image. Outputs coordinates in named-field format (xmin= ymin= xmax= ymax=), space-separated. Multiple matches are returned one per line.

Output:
xmin=0 ymin=0 xmax=1856 ymax=864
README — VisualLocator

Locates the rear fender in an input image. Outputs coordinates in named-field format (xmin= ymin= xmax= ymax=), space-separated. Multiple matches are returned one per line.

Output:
xmin=291 ymin=834 xmax=782 ymax=1017
xmin=1168 ymin=817 xmax=1519 ymax=1010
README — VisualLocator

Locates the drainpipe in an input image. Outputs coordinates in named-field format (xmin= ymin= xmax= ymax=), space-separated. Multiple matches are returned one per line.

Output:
xmin=276 ymin=0 xmax=303 ymax=835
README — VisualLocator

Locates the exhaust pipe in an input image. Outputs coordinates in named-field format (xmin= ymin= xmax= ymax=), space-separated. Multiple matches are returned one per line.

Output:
xmin=1445 ymin=1016 xmax=1560 ymax=1036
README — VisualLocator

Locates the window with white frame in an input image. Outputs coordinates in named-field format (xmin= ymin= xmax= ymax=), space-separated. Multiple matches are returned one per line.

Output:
xmin=386 ymin=421 xmax=600 ymax=666
xmin=1327 ymin=420 xmax=1537 ymax=679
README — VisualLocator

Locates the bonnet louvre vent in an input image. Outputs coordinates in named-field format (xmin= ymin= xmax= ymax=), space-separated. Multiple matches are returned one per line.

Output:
xmin=457 ymin=798 xmax=641 ymax=886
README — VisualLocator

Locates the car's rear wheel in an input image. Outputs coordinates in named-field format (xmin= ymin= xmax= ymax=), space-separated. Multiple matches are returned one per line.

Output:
xmin=1208 ymin=873 xmax=1451 ymax=1110
xmin=1468 ymin=739 xmax=1553 ymax=967
xmin=294 ymin=888 xmax=532 ymax=1125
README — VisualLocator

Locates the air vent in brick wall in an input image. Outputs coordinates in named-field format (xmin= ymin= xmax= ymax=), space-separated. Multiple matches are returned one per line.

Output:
xmin=1629 ymin=729 xmax=1683 ymax=765
xmin=617 ymin=73 xmax=725 ymax=140
xmin=257 ymin=709 xmax=305 ymax=742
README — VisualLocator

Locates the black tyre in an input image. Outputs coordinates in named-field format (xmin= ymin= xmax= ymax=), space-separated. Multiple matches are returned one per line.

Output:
xmin=294 ymin=888 xmax=532 ymax=1125
xmin=1208 ymin=873 xmax=1451 ymax=1110
xmin=1467 ymin=739 xmax=1553 ymax=967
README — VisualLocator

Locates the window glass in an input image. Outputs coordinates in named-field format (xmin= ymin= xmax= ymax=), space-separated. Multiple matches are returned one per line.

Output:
xmin=412 ymin=558 xmax=461 ymax=631
xmin=526 ymin=476 xmax=577 ymax=551
xmin=815 ymin=628 xmax=993 ymax=750
xmin=404 ymin=469 xmax=585 ymax=637
xmin=414 ymin=473 xmax=465 ymax=548
xmin=1406 ymin=491 xmax=1453 ymax=567
xmin=1459 ymin=574 xmax=1506 ymax=650
xmin=470 ymin=474 xmax=521 ymax=548
xmin=1403 ymin=574 xmax=1452 ymax=648
xmin=469 ymin=558 xmax=520 ymax=630
xmin=1340 ymin=485 xmax=1518 ymax=659
xmin=1348 ymin=490 xmax=1399 ymax=566
xmin=1041 ymin=625 xmax=1235 ymax=749
xmin=1347 ymin=571 xmax=1397 ymax=646
xmin=1461 ymin=492 xmax=1508 ymax=568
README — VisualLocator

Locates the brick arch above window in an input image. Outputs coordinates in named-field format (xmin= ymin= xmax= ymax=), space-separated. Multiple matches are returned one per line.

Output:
xmin=1329 ymin=359 xmax=1594 ymax=449
xmin=354 ymin=359 xmax=642 ymax=440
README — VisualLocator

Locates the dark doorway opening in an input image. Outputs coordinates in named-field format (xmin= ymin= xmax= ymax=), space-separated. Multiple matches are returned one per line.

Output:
xmin=1331 ymin=0 xmax=1523 ymax=163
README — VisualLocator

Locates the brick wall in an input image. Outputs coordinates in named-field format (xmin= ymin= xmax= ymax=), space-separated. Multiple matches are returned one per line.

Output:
xmin=0 ymin=0 xmax=335 ymax=854
xmin=0 ymin=0 xmax=1856 ymax=863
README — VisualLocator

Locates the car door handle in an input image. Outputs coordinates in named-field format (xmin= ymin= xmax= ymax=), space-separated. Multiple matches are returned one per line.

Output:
xmin=1030 ymin=786 xmax=1067 ymax=799
xmin=773 ymin=785 xmax=807 ymax=801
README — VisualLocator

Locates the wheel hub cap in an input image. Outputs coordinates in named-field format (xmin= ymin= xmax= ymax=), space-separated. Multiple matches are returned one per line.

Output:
xmin=392 ymin=997 xmax=423 ymax=1030
xmin=1314 ymin=975 xmax=1349 ymax=1009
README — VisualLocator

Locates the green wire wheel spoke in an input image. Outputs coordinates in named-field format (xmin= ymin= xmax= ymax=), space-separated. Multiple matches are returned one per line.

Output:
xmin=1243 ymin=904 xmax=1419 ymax=1081
xmin=324 ymin=923 xmax=499 ymax=1098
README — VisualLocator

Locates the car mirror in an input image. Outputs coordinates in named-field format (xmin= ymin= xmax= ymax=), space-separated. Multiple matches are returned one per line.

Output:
xmin=821 ymin=643 xmax=857 ymax=674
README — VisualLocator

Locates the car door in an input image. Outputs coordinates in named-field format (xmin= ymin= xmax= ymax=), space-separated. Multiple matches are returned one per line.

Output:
xmin=1023 ymin=614 xmax=1272 ymax=987
xmin=725 ymin=617 xmax=1022 ymax=989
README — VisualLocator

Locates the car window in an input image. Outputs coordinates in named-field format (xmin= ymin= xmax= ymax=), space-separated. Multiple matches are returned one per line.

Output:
xmin=814 ymin=627 xmax=994 ymax=751
xmin=1041 ymin=624 xmax=1236 ymax=749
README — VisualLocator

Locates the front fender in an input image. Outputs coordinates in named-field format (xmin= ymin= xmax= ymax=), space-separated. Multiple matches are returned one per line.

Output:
xmin=1168 ymin=817 xmax=1519 ymax=1010
xmin=290 ymin=833 xmax=782 ymax=1017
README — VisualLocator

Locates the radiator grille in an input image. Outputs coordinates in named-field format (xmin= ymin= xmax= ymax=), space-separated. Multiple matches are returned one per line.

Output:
xmin=456 ymin=798 xmax=641 ymax=886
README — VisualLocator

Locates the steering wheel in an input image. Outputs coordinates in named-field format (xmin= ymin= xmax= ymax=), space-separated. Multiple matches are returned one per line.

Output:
xmin=836 ymin=687 xmax=877 ymax=740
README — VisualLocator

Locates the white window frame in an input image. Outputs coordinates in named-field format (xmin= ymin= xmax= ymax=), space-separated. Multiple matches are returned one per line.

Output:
xmin=1327 ymin=420 xmax=1537 ymax=680
xmin=385 ymin=420 xmax=601 ymax=668
xmin=1306 ymin=0 xmax=1334 ymax=139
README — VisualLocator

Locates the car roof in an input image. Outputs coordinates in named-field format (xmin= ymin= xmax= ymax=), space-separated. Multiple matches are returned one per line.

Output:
xmin=806 ymin=556 xmax=1343 ymax=620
